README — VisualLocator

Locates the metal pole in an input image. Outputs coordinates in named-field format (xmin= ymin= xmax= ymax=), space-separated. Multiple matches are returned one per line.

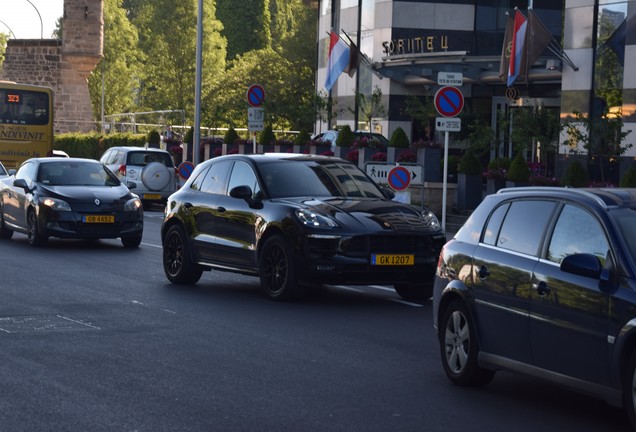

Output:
xmin=442 ymin=131 xmax=449 ymax=232
xmin=193 ymin=0 xmax=203 ymax=164
xmin=25 ymin=0 xmax=43 ymax=38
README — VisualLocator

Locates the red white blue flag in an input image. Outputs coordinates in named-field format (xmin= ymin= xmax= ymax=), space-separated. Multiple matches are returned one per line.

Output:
xmin=325 ymin=31 xmax=350 ymax=91
xmin=507 ymin=10 xmax=528 ymax=87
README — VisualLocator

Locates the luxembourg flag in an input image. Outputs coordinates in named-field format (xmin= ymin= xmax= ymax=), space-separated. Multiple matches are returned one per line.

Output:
xmin=325 ymin=31 xmax=350 ymax=91
xmin=507 ymin=10 xmax=527 ymax=87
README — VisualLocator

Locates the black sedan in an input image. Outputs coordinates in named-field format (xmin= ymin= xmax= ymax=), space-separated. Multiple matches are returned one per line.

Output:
xmin=0 ymin=157 xmax=143 ymax=247
xmin=161 ymin=153 xmax=446 ymax=301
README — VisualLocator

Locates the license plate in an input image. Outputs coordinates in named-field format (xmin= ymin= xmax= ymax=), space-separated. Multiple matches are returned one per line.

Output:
xmin=371 ymin=254 xmax=414 ymax=265
xmin=82 ymin=215 xmax=115 ymax=223
xmin=143 ymin=194 xmax=162 ymax=200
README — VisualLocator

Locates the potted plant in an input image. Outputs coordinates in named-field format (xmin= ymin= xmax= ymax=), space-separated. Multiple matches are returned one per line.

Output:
xmin=259 ymin=125 xmax=277 ymax=153
xmin=333 ymin=125 xmax=355 ymax=159
xmin=223 ymin=126 xmax=240 ymax=155
xmin=506 ymin=153 xmax=530 ymax=187
xmin=457 ymin=150 xmax=483 ymax=209
xmin=485 ymin=157 xmax=510 ymax=194
xmin=387 ymin=127 xmax=410 ymax=163
xmin=563 ymin=158 xmax=588 ymax=187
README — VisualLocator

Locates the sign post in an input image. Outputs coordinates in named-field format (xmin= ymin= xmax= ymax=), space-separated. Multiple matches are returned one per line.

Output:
xmin=434 ymin=83 xmax=464 ymax=231
xmin=247 ymin=84 xmax=265 ymax=153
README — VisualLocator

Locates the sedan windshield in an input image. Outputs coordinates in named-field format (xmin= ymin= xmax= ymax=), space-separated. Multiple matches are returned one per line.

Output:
xmin=37 ymin=162 xmax=121 ymax=187
xmin=260 ymin=160 xmax=385 ymax=199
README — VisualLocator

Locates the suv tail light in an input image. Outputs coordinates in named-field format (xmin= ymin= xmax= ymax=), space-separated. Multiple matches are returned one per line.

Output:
xmin=118 ymin=164 xmax=126 ymax=176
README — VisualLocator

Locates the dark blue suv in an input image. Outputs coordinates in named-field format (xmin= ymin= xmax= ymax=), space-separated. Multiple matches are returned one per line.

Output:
xmin=433 ymin=187 xmax=636 ymax=427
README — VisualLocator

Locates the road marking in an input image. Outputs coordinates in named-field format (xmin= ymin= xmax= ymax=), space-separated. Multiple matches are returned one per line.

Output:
xmin=141 ymin=242 xmax=162 ymax=249
xmin=333 ymin=285 xmax=424 ymax=307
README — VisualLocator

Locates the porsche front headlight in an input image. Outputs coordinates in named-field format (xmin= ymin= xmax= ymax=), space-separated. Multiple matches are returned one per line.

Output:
xmin=422 ymin=209 xmax=442 ymax=231
xmin=295 ymin=209 xmax=338 ymax=229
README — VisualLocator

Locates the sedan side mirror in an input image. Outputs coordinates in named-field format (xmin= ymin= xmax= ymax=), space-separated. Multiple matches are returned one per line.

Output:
xmin=13 ymin=178 xmax=32 ymax=192
xmin=560 ymin=253 xmax=603 ymax=279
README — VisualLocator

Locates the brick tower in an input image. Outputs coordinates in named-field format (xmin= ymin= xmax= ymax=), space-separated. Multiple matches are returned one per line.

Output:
xmin=0 ymin=0 xmax=103 ymax=133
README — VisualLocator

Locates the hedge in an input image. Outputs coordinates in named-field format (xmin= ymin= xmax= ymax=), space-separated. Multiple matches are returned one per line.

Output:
xmin=54 ymin=132 xmax=147 ymax=160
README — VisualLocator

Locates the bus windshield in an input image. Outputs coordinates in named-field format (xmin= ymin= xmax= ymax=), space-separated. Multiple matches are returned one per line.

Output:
xmin=0 ymin=88 xmax=50 ymax=126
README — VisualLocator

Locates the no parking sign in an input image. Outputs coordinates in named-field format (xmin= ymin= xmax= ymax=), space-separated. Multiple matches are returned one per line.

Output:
xmin=387 ymin=166 xmax=411 ymax=191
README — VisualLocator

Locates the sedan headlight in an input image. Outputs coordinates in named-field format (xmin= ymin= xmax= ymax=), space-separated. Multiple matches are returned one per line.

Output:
xmin=422 ymin=210 xmax=442 ymax=231
xmin=124 ymin=197 xmax=142 ymax=211
xmin=295 ymin=209 xmax=338 ymax=229
xmin=41 ymin=197 xmax=71 ymax=211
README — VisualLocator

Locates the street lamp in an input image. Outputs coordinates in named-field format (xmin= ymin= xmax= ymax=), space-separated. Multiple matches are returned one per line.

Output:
xmin=0 ymin=19 xmax=16 ymax=38
xmin=25 ymin=0 xmax=43 ymax=38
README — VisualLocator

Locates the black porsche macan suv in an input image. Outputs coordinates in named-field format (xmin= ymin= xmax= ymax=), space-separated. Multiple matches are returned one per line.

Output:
xmin=433 ymin=187 xmax=636 ymax=428
xmin=161 ymin=153 xmax=446 ymax=301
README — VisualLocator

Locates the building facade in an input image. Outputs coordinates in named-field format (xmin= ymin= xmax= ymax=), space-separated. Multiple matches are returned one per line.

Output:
xmin=317 ymin=0 xmax=636 ymax=183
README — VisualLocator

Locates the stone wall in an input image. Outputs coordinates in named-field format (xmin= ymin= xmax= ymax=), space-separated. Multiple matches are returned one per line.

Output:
xmin=0 ymin=0 xmax=103 ymax=134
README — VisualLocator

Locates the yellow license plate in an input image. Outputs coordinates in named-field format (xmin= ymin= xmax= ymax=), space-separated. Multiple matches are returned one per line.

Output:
xmin=143 ymin=194 xmax=162 ymax=200
xmin=83 ymin=215 xmax=115 ymax=223
xmin=371 ymin=254 xmax=414 ymax=265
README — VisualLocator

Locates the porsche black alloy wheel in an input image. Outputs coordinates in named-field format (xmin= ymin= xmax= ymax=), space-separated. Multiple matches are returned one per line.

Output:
xmin=163 ymin=225 xmax=202 ymax=284
xmin=259 ymin=235 xmax=301 ymax=300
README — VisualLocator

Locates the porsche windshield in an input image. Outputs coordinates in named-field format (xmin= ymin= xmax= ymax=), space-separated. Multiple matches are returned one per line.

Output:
xmin=260 ymin=160 xmax=385 ymax=199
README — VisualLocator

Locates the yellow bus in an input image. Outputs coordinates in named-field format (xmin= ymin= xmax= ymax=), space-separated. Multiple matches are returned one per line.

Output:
xmin=0 ymin=81 xmax=54 ymax=169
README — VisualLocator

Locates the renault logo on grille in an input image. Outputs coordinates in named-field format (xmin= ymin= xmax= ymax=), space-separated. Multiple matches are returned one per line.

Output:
xmin=94 ymin=199 xmax=101 ymax=206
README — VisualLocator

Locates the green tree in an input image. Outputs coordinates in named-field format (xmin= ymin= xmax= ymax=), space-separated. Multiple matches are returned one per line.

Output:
xmin=0 ymin=33 xmax=7 ymax=68
xmin=88 ymin=0 xmax=142 ymax=121
xmin=217 ymin=0 xmax=271 ymax=60
xmin=204 ymin=47 xmax=314 ymax=131
xmin=133 ymin=0 xmax=227 ymax=119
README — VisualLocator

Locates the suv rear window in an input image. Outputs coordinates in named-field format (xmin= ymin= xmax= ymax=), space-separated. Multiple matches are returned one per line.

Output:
xmin=127 ymin=151 xmax=173 ymax=167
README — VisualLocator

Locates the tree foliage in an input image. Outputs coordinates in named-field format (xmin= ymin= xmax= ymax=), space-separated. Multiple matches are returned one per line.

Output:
xmin=217 ymin=0 xmax=271 ymax=60
xmin=132 ymin=0 xmax=226 ymax=116
xmin=0 ymin=33 xmax=7 ymax=68
xmin=88 ymin=0 xmax=142 ymax=120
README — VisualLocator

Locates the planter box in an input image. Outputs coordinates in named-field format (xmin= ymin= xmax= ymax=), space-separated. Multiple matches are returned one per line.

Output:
xmin=457 ymin=173 xmax=482 ymax=210
xmin=417 ymin=148 xmax=441 ymax=182
xmin=486 ymin=178 xmax=506 ymax=195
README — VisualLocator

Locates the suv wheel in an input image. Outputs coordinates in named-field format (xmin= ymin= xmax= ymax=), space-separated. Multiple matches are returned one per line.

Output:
xmin=440 ymin=299 xmax=494 ymax=386
xmin=259 ymin=235 xmax=302 ymax=300
xmin=163 ymin=225 xmax=202 ymax=284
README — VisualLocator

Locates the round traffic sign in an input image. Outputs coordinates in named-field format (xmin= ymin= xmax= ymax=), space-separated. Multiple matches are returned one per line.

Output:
xmin=434 ymin=86 xmax=464 ymax=117
xmin=388 ymin=166 xmax=411 ymax=191
xmin=246 ymin=84 xmax=265 ymax=107
xmin=178 ymin=161 xmax=195 ymax=179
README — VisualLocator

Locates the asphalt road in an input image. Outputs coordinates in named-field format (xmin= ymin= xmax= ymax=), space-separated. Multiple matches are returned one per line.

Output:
xmin=0 ymin=208 xmax=630 ymax=431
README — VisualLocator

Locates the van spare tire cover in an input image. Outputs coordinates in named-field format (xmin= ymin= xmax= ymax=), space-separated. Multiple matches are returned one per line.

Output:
xmin=141 ymin=162 xmax=171 ymax=191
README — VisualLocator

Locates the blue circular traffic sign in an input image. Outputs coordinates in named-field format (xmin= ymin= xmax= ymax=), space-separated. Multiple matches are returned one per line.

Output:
xmin=246 ymin=84 xmax=265 ymax=107
xmin=178 ymin=161 xmax=195 ymax=179
xmin=434 ymin=86 xmax=464 ymax=117
xmin=388 ymin=166 xmax=411 ymax=191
